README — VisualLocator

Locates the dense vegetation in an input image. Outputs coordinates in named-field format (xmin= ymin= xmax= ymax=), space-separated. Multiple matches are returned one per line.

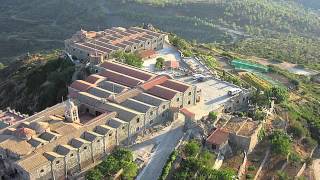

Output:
xmin=111 ymin=51 xmax=143 ymax=68
xmin=1 ymin=0 xmax=320 ymax=71
xmin=174 ymin=140 xmax=234 ymax=179
xmin=86 ymin=148 xmax=138 ymax=180
xmin=0 ymin=51 xmax=75 ymax=114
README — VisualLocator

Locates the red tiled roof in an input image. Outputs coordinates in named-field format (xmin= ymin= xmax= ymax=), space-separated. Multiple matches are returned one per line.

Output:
xmin=100 ymin=61 xmax=154 ymax=81
xmin=15 ymin=128 xmax=36 ymax=139
xmin=146 ymin=85 xmax=178 ymax=100
xmin=85 ymin=74 xmax=105 ymax=84
xmin=180 ymin=108 xmax=195 ymax=118
xmin=138 ymin=49 xmax=156 ymax=59
xmin=70 ymin=80 xmax=96 ymax=92
xmin=165 ymin=60 xmax=179 ymax=69
xmin=140 ymin=75 xmax=169 ymax=91
xmin=161 ymin=79 xmax=191 ymax=93
xmin=206 ymin=129 xmax=229 ymax=145
xmin=99 ymin=70 xmax=143 ymax=88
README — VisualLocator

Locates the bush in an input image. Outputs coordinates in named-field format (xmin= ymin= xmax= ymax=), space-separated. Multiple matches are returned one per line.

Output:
xmin=155 ymin=57 xmax=165 ymax=70
xmin=159 ymin=150 xmax=178 ymax=180
xmin=184 ymin=140 xmax=200 ymax=157
xmin=302 ymin=137 xmax=317 ymax=148
xmin=208 ymin=111 xmax=218 ymax=122
xmin=267 ymin=87 xmax=289 ymax=104
xmin=246 ymin=173 xmax=254 ymax=179
xmin=276 ymin=171 xmax=289 ymax=180
xmin=86 ymin=168 xmax=103 ymax=180
xmin=288 ymin=121 xmax=306 ymax=139
xmin=270 ymin=131 xmax=292 ymax=156
xmin=111 ymin=51 xmax=143 ymax=68
xmin=248 ymin=165 xmax=256 ymax=171
xmin=122 ymin=161 xmax=138 ymax=180
xmin=113 ymin=148 xmax=134 ymax=162
xmin=289 ymin=152 xmax=301 ymax=165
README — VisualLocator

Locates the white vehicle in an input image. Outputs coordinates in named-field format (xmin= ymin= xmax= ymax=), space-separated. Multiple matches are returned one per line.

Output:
xmin=192 ymin=74 xmax=202 ymax=80
xmin=228 ymin=88 xmax=242 ymax=96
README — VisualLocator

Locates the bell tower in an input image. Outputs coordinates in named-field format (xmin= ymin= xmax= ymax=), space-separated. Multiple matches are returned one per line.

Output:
xmin=65 ymin=99 xmax=80 ymax=123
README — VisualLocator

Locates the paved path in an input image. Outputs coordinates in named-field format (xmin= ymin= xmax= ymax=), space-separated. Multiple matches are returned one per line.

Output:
xmin=135 ymin=118 xmax=185 ymax=180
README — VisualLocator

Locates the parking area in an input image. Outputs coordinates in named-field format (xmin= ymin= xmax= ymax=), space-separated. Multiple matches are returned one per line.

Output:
xmin=177 ymin=76 xmax=240 ymax=119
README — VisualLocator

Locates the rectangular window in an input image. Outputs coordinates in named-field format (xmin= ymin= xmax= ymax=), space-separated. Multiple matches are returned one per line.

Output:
xmin=137 ymin=118 xmax=140 ymax=123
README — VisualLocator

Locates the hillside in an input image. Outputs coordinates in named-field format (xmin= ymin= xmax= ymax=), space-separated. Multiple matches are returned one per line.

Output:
xmin=1 ymin=0 xmax=320 ymax=70
xmin=0 ymin=51 xmax=75 ymax=114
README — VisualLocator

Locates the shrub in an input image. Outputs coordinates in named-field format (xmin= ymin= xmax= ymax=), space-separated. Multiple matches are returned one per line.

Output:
xmin=159 ymin=150 xmax=178 ymax=180
xmin=267 ymin=87 xmax=289 ymax=104
xmin=288 ymin=121 xmax=306 ymax=139
xmin=122 ymin=161 xmax=138 ymax=180
xmin=248 ymin=165 xmax=256 ymax=171
xmin=246 ymin=173 xmax=254 ymax=179
xmin=208 ymin=111 xmax=218 ymax=122
xmin=155 ymin=57 xmax=165 ymax=70
xmin=113 ymin=148 xmax=133 ymax=162
xmin=276 ymin=171 xmax=289 ymax=180
xmin=289 ymin=152 xmax=301 ymax=165
xmin=184 ymin=140 xmax=200 ymax=157
xmin=270 ymin=131 xmax=292 ymax=156
xmin=302 ymin=137 xmax=317 ymax=148
xmin=86 ymin=168 xmax=103 ymax=180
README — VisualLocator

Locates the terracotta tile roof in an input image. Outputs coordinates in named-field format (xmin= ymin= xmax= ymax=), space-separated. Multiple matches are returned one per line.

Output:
xmin=165 ymin=60 xmax=180 ymax=69
xmin=70 ymin=80 xmax=96 ymax=92
xmin=180 ymin=108 xmax=195 ymax=118
xmin=161 ymin=79 xmax=191 ymax=93
xmin=146 ymin=85 xmax=179 ymax=100
xmin=99 ymin=69 xmax=143 ymax=88
xmin=100 ymin=61 xmax=154 ymax=81
xmin=85 ymin=74 xmax=105 ymax=84
xmin=138 ymin=49 xmax=156 ymax=59
xmin=206 ymin=129 xmax=229 ymax=145
xmin=140 ymin=75 xmax=169 ymax=91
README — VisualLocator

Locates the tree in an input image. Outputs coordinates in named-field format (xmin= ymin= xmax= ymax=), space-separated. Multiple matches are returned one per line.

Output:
xmin=267 ymin=87 xmax=289 ymax=104
xmin=111 ymin=51 xmax=143 ymax=68
xmin=122 ymin=161 xmax=138 ymax=180
xmin=198 ymin=150 xmax=215 ymax=168
xmin=98 ymin=156 xmax=120 ymax=175
xmin=252 ymin=109 xmax=267 ymax=121
xmin=86 ymin=168 xmax=103 ymax=180
xmin=251 ymin=90 xmax=271 ymax=108
xmin=113 ymin=148 xmax=133 ymax=162
xmin=184 ymin=140 xmax=200 ymax=157
xmin=270 ymin=131 xmax=292 ymax=156
xmin=155 ymin=57 xmax=165 ymax=70
xmin=208 ymin=112 xmax=218 ymax=122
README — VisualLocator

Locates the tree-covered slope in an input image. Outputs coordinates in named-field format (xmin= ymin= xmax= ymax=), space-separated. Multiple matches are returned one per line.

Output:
xmin=0 ymin=0 xmax=320 ymax=69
